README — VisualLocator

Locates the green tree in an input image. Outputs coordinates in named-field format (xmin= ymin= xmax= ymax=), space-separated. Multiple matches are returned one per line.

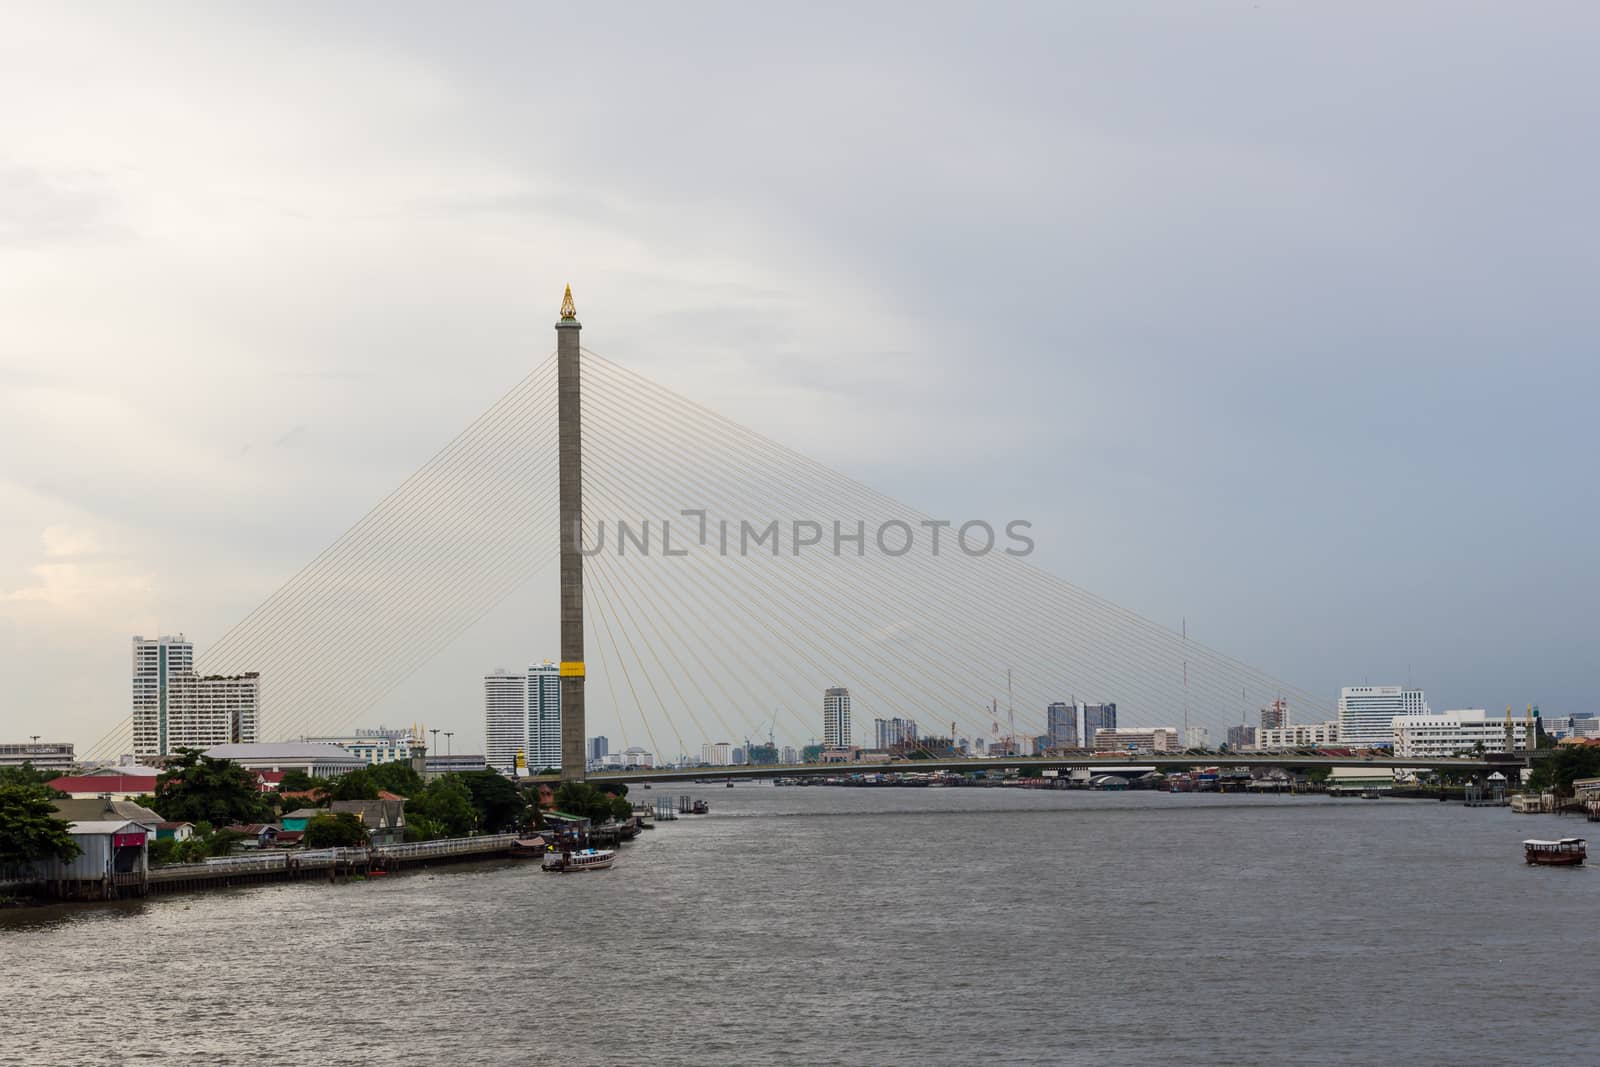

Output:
xmin=278 ymin=770 xmax=318 ymax=793
xmin=0 ymin=784 xmax=81 ymax=867
xmin=147 ymin=837 xmax=179 ymax=866
xmin=459 ymin=771 xmax=526 ymax=833
xmin=407 ymin=775 xmax=476 ymax=837
xmin=304 ymin=813 xmax=370 ymax=848
xmin=552 ymin=781 xmax=632 ymax=824
xmin=154 ymin=749 xmax=270 ymax=826
xmin=0 ymin=762 xmax=64 ymax=790
xmin=1526 ymin=745 xmax=1600 ymax=796
xmin=367 ymin=760 xmax=424 ymax=796
xmin=403 ymin=815 xmax=444 ymax=843
xmin=328 ymin=768 xmax=379 ymax=801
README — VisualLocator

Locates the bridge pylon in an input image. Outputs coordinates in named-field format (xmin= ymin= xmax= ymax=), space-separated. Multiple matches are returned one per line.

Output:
xmin=557 ymin=286 xmax=586 ymax=781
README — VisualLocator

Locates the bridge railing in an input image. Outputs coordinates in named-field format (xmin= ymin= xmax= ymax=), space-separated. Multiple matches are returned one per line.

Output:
xmin=374 ymin=833 xmax=518 ymax=860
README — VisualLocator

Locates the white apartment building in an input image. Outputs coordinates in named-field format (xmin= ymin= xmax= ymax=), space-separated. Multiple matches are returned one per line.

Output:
xmin=700 ymin=741 xmax=732 ymax=766
xmin=484 ymin=669 xmax=527 ymax=774
xmin=164 ymin=673 xmax=260 ymax=753
xmin=1091 ymin=727 xmax=1180 ymax=753
xmin=1338 ymin=686 xmax=1428 ymax=748
xmin=1256 ymin=721 xmax=1342 ymax=751
xmin=824 ymin=687 xmax=852 ymax=748
xmin=1391 ymin=709 xmax=1530 ymax=759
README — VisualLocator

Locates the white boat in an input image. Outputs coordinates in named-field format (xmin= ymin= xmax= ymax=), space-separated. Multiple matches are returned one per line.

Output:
xmin=542 ymin=847 xmax=616 ymax=873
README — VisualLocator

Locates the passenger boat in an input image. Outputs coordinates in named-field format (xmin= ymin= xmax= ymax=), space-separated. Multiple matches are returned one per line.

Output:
xmin=542 ymin=847 xmax=617 ymax=873
xmin=691 ymin=800 xmax=710 ymax=814
xmin=1524 ymin=838 xmax=1586 ymax=866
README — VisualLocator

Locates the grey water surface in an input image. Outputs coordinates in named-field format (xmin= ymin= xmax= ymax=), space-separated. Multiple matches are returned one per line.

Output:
xmin=3 ymin=787 xmax=1594 ymax=1066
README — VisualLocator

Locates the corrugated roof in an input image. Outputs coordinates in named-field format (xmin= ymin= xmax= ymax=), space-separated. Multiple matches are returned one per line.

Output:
xmin=204 ymin=742 xmax=361 ymax=760
xmin=68 ymin=820 xmax=150 ymax=834
xmin=48 ymin=775 xmax=157 ymax=794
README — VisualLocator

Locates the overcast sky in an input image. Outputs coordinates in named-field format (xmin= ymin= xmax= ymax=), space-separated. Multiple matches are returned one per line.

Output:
xmin=3 ymin=3 xmax=1597 ymax=753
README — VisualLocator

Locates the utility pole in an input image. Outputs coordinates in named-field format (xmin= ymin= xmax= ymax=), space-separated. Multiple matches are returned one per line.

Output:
xmin=444 ymin=731 xmax=454 ymax=756
xmin=557 ymin=286 xmax=587 ymax=781
xmin=430 ymin=728 xmax=440 ymax=755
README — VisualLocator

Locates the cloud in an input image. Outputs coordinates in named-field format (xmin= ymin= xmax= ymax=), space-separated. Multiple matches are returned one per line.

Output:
xmin=0 ymin=164 xmax=130 ymax=247
xmin=41 ymin=525 xmax=101 ymax=558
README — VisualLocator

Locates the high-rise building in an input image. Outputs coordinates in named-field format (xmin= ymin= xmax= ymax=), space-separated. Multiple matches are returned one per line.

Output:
xmin=165 ymin=673 xmax=260 ymax=753
xmin=1046 ymin=702 xmax=1078 ymax=749
xmin=1260 ymin=699 xmax=1289 ymax=730
xmin=588 ymin=736 xmax=609 ymax=762
xmin=873 ymin=716 xmax=917 ymax=750
xmin=823 ymin=687 xmax=852 ymax=748
xmin=1081 ymin=702 xmax=1116 ymax=749
xmin=132 ymin=634 xmax=259 ymax=757
xmin=780 ymin=745 xmax=799 ymax=764
xmin=1183 ymin=726 xmax=1209 ymax=750
xmin=1338 ymin=686 xmax=1427 ymax=748
xmin=700 ymin=741 xmax=733 ymax=766
xmin=1225 ymin=724 xmax=1257 ymax=751
xmin=484 ymin=669 xmax=527 ymax=773
xmin=133 ymin=634 xmax=194 ymax=757
xmin=731 ymin=746 xmax=747 ymax=765
xmin=528 ymin=662 xmax=562 ymax=772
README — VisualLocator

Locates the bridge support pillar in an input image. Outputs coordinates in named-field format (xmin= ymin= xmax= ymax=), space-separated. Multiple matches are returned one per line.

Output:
xmin=557 ymin=287 xmax=586 ymax=781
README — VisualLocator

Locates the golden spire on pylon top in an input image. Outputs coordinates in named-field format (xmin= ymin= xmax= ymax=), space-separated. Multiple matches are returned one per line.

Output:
xmin=560 ymin=285 xmax=577 ymax=321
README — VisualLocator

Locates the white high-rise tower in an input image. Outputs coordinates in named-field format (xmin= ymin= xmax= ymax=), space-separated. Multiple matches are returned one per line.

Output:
xmin=823 ymin=687 xmax=852 ymax=748
xmin=484 ymin=669 xmax=527 ymax=773
xmin=133 ymin=635 xmax=194 ymax=756
xmin=1338 ymin=686 xmax=1428 ymax=748
xmin=529 ymin=661 xmax=562 ymax=772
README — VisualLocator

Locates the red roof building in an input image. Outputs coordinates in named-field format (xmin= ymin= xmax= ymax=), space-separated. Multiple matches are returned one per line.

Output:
xmin=47 ymin=775 xmax=159 ymax=800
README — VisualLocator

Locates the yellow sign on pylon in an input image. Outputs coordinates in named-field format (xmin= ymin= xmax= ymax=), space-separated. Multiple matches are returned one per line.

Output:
xmin=559 ymin=661 xmax=585 ymax=677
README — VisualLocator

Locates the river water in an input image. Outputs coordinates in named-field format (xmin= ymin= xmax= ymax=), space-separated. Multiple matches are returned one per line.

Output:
xmin=3 ymin=786 xmax=1596 ymax=1066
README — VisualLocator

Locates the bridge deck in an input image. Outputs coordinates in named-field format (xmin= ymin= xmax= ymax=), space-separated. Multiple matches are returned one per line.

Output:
xmin=558 ymin=754 xmax=1519 ymax=786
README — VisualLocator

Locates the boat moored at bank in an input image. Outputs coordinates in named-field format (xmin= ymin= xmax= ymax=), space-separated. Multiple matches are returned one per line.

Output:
xmin=542 ymin=847 xmax=617 ymax=873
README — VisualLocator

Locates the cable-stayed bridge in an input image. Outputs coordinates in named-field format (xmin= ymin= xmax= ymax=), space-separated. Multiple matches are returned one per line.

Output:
xmin=88 ymin=291 xmax=1354 ymax=772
